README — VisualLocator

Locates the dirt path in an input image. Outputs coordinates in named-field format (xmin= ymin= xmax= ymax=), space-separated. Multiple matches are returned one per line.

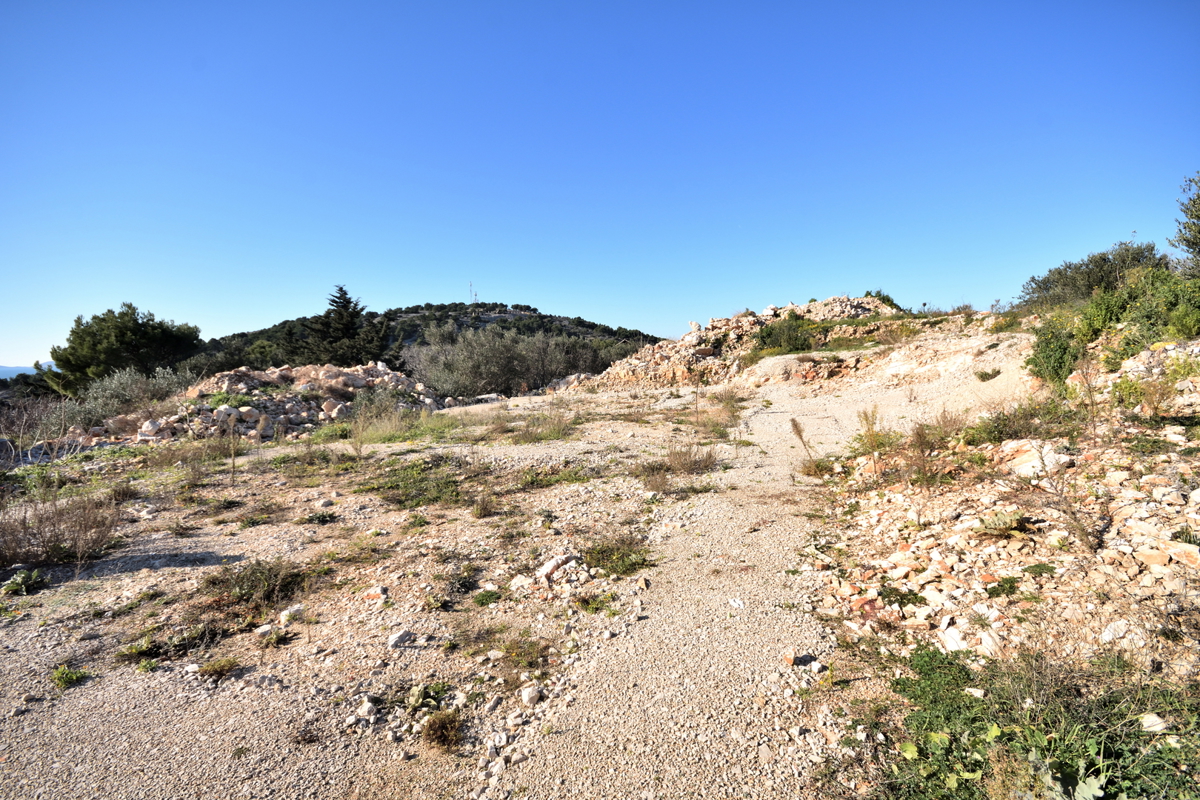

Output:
xmin=483 ymin=331 xmax=1035 ymax=800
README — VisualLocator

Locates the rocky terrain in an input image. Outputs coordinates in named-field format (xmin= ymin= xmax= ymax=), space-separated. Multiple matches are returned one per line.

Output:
xmin=1 ymin=303 xmax=1198 ymax=800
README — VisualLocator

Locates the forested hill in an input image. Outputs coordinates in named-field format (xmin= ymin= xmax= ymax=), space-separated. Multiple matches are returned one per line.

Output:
xmin=215 ymin=301 xmax=659 ymax=357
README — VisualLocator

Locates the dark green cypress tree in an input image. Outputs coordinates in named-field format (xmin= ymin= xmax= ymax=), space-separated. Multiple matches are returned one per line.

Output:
xmin=288 ymin=286 xmax=390 ymax=367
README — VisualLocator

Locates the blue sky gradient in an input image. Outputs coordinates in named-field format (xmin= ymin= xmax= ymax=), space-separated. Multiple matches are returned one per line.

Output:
xmin=2 ymin=1 xmax=1198 ymax=364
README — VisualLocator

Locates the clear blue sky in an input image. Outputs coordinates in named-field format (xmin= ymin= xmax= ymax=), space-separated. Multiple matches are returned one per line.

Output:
xmin=2 ymin=1 xmax=1197 ymax=365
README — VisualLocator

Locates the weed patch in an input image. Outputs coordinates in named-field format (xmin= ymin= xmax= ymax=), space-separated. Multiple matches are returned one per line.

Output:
xmin=51 ymin=664 xmax=89 ymax=690
xmin=880 ymin=647 xmax=1200 ymax=800
xmin=356 ymin=458 xmax=462 ymax=509
xmin=201 ymin=558 xmax=312 ymax=616
xmin=197 ymin=657 xmax=240 ymax=679
xmin=512 ymin=412 xmax=575 ymax=444
xmin=582 ymin=535 xmax=652 ymax=576
xmin=518 ymin=465 xmax=589 ymax=489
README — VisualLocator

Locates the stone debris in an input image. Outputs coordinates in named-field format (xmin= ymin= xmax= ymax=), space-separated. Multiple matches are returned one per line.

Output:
xmin=1 ymin=360 xmax=507 ymax=467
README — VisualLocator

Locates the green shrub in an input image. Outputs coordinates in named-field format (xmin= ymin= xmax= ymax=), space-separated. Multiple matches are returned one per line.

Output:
xmin=51 ymin=664 xmax=90 ymax=690
xmin=1016 ymin=241 xmax=1170 ymax=311
xmin=310 ymin=423 xmax=350 ymax=443
xmin=206 ymin=392 xmax=254 ymax=409
xmin=473 ymin=590 xmax=503 ymax=606
xmin=753 ymin=312 xmax=817 ymax=354
xmin=986 ymin=576 xmax=1021 ymax=598
xmin=963 ymin=398 xmax=1081 ymax=445
xmin=1026 ymin=316 xmax=1080 ymax=389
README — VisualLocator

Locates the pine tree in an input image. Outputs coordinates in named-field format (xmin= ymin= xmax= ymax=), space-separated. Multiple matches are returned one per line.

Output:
xmin=1170 ymin=172 xmax=1200 ymax=274
xmin=287 ymin=286 xmax=389 ymax=367
xmin=39 ymin=303 xmax=202 ymax=396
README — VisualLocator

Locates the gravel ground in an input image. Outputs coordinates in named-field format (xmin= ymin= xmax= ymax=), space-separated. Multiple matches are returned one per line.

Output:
xmin=0 ymin=330 xmax=1034 ymax=800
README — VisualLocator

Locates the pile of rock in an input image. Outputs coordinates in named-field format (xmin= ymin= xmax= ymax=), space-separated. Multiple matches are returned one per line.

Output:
xmin=188 ymin=362 xmax=447 ymax=406
xmin=811 ymin=420 xmax=1200 ymax=677
xmin=570 ymin=296 xmax=912 ymax=392
xmin=33 ymin=362 xmax=505 ymax=455
xmin=775 ymin=295 xmax=899 ymax=322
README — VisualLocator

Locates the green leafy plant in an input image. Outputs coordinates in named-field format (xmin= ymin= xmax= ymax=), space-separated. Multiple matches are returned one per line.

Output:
xmin=986 ymin=576 xmax=1021 ymax=598
xmin=1 ymin=569 xmax=47 ymax=596
xmin=975 ymin=510 xmax=1033 ymax=538
xmin=883 ymin=647 xmax=1200 ymax=800
xmin=574 ymin=592 xmax=616 ymax=614
xmin=51 ymin=664 xmax=90 ymax=689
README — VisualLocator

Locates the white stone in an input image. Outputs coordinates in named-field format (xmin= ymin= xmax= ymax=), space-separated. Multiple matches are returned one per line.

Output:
xmin=1140 ymin=713 xmax=1169 ymax=732
xmin=279 ymin=604 xmax=306 ymax=625
xmin=519 ymin=686 xmax=542 ymax=707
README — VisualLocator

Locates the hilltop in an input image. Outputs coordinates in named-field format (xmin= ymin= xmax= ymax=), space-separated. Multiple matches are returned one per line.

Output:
xmin=208 ymin=300 xmax=660 ymax=371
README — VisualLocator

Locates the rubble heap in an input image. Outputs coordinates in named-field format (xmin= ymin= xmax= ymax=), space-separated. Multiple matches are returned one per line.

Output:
xmin=3 ymin=362 xmax=500 ymax=466
xmin=563 ymin=296 xmax=915 ymax=391
xmin=803 ymin=350 xmax=1200 ymax=676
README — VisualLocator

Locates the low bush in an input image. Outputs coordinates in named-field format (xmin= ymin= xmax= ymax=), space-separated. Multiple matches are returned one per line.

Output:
xmin=883 ymin=647 xmax=1200 ymax=800
xmin=201 ymin=558 xmax=310 ymax=616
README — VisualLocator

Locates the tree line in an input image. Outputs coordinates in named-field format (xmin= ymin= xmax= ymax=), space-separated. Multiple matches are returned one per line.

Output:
xmin=12 ymin=287 xmax=657 ymax=400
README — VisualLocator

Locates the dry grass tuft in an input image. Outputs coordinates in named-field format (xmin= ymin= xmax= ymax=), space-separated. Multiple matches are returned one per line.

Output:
xmin=666 ymin=444 xmax=716 ymax=474
xmin=0 ymin=492 xmax=119 ymax=567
